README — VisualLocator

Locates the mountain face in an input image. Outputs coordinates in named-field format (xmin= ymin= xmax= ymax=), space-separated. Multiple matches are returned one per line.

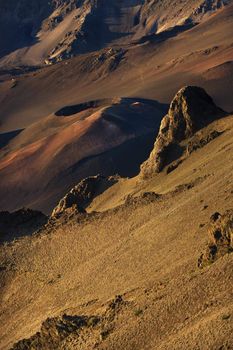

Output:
xmin=0 ymin=1 xmax=233 ymax=213
xmin=1 ymin=87 xmax=233 ymax=349
xmin=140 ymin=86 xmax=226 ymax=177
xmin=0 ymin=98 xmax=167 ymax=213
xmin=0 ymin=0 xmax=52 ymax=57
xmin=0 ymin=0 xmax=231 ymax=66
xmin=0 ymin=0 xmax=233 ymax=348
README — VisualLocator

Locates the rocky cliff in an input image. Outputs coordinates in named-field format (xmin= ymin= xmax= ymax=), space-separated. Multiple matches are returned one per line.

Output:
xmin=140 ymin=86 xmax=226 ymax=177
xmin=0 ymin=0 xmax=232 ymax=65
xmin=51 ymin=175 xmax=116 ymax=217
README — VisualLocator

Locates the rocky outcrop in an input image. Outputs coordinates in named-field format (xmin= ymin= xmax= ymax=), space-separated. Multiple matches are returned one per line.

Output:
xmin=139 ymin=0 xmax=231 ymax=34
xmin=11 ymin=295 xmax=126 ymax=350
xmin=51 ymin=175 xmax=116 ymax=217
xmin=1 ymin=0 xmax=232 ymax=65
xmin=198 ymin=210 xmax=233 ymax=268
xmin=83 ymin=48 xmax=125 ymax=75
xmin=11 ymin=313 xmax=100 ymax=350
xmin=140 ymin=86 xmax=226 ymax=177
xmin=186 ymin=129 xmax=222 ymax=155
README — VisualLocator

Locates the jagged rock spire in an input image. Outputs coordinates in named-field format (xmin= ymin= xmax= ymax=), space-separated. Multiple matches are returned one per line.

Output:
xmin=140 ymin=86 xmax=226 ymax=177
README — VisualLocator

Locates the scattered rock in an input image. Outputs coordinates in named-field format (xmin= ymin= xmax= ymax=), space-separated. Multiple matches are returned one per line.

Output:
xmin=125 ymin=192 xmax=160 ymax=206
xmin=11 ymin=78 xmax=18 ymax=88
xmin=140 ymin=86 xmax=226 ymax=177
xmin=108 ymin=295 xmax=124 ymax=311
xmin=12 ymin=295 xmax=127 ymax=349
xmin=210 ymin=212 xmax=222 ymax=222
xmin=166 ymin=159 xmax=183 ymax=174
xmin=186 ymin=130 xmax=222 ymax=155
xmin=79 ymin=48 xmax=125 ymax=75
xmin=51 ymin=175 xmax=116 ymax=218
xmin=198 ymin=210 xmax=233 ymax=268
xmin=202 ymin=205 xmax=208 ymax=210
xmin=11 ymin=314 xmax=100 ymax=350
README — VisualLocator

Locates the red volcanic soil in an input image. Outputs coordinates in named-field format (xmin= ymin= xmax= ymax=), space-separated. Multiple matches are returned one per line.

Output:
xmin=0 ymin=4 xmax=233 ymax=349
xmin=0 ymin=5 xmax=233 ymax=134
xmin=0 ymin=98 xmax=166 ymax=213
xmin=0 ymin=5 xmax=232 ymax=213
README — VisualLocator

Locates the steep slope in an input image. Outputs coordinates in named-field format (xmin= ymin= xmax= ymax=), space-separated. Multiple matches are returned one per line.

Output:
xmin=0 ymin=4 xmax=232 ymax=219
xmin=0 ymin=89 xmax=232 ymax=350
xmin=1 ymin=3 xmax=233 ymax=134
xmin=0 ymin=0 xmax=53 ymax=59
xmin=140 ymin=86 xmax=226 ymax=177
xmin=0 ymin=98 xmax=167 ymax=213
xmin=138 ymin=0 xmax=232 ymax=35
xmin=1 ymin=2 xmax=233 ymax=349
xmin=0 ymin=0 xmax=232 ymax=66
xmin=86 ymin=87 xmax=231 ymax=213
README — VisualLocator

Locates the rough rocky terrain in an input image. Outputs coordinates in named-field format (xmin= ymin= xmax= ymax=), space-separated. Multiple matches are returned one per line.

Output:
xmin=140 ymin=86 xmax=226 ymax=177
xmin=1 ymin=0 xmax=231 ymax=66
xmin=1 ymin=2 xmax=233 ymax=135
xmin=198 ymin=210 xmax=233 ymax=268
xmin=0 ymin=87 xmax=232 ymax=349
xmin=0 ymin=97 xmax=166 ymax=213
xmin=0 ymin=2 xmax=233 ymax=349
xmin=51 ymin=175 xmax=116 ymax=217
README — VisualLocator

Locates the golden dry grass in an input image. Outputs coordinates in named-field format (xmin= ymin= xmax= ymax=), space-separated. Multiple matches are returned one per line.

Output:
xmin=0 ymin=115 xmax=233 ymax=349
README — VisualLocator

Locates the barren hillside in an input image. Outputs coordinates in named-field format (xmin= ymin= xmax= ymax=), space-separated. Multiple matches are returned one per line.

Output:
xmin=1 ymin=3 xmax=233 ymax=134
xmin=0 ymin=88 xmax=232 ymax=349
xmin=0 ymin=98 xmax=167 ymax=213
xmin=0 ymin=0 xmax=231 ymax=66
xmin=0 ymin=2 xmax=232 ymax=349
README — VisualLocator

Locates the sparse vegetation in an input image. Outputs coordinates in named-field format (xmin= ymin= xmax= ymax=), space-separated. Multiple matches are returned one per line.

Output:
xmin=222 ymin=314 xmax=231 ymax=321
xmin=100 ymin=329 xmax=110 ymax=341
xmin=0 ymin=2 xmax=233 ymax=349
xmin=134 ymin=308 xmax=143 ymax=317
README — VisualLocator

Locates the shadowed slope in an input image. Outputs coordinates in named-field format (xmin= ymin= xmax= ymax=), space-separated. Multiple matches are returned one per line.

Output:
xmin=0 ymin=98 xmax=167 ymax=213
xmin=1 ymin=4 xmax=233 ymax=134
xmin=1 ymin=0 xmax=231 ymax=66
xmin=1 ymin=110 xmax=233 ymax=350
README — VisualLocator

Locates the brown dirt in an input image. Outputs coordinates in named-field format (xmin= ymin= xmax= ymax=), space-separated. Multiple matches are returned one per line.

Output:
xmin=0 ymin=113 xmax=232 ymax=349
xmin=0 ymin=4 xmax=233 ymax=349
